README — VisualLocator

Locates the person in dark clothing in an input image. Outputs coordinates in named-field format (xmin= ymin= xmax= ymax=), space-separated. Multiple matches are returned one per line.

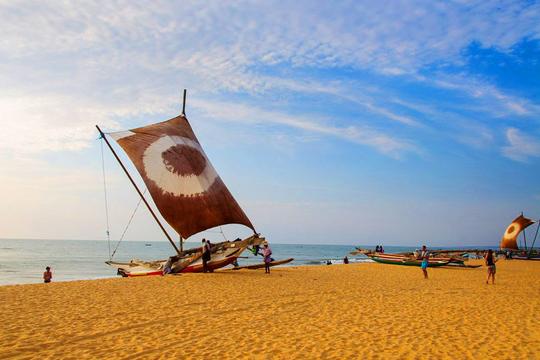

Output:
xmin=343 ymin=256 xmax=349 ymax=264
xmin=202 ymin=239 xmax=211 ymax=273
xmin=43 ymin=266 xmax=52 ymax=283
xmin=484 ymin=249 xmax=498 ymax=284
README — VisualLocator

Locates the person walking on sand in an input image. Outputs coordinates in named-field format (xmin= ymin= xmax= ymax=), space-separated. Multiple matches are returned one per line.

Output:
xmin=420 ymin=245 xmax=429 ymax=279
xmin=43 ymin=266 xmax=52 ymax=283
xmin=201 ymin=239 xmax=211 ymax=273
xmin=262 ymin=243 xmax=272 ymax=274
xmin=484 ymin=249 xmax=498 ymax=284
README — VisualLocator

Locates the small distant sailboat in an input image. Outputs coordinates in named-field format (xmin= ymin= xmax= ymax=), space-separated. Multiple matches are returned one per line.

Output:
xmin=97 ymin=90 xmax=266 ymax=276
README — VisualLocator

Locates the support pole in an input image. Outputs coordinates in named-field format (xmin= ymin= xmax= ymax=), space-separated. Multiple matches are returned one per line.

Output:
xmin=528 ymin=221 xmax=540 ymax=258
xmin=96 ymin=125 xmax=180 ymax=255
xmin=523 ymin=225 xmax=528 ymax=251
xmin=182 ymin=89 xmax=187 ymax=116
xmin=180 ymin=236 xmax=183 ymax=252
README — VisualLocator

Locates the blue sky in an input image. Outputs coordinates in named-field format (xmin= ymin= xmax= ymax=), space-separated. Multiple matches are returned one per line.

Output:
xmin=0 ymin=1 xmax=539 ymax=247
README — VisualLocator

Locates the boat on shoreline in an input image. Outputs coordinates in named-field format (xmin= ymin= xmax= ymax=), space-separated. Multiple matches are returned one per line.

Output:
xmin=98 ymin=91 xmax=267 ymax=276
xmin=231 ymin=257 xmax=295 ymax=270
xmin=365 ymin=253 xmax=449 ymax=267
xmin=500 ymin=213 xmax=540 ymax=261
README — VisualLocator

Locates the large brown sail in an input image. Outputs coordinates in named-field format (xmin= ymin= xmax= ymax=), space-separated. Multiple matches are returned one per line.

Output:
xmin=108 ymin=115 xmax=255 ymax=239
xmin=500 ymin=214 xmax=535 ymax=250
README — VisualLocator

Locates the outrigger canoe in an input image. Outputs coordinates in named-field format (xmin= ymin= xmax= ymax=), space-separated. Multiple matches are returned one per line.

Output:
xmin=232 ymin=258 xmax=294 ymax=270
xmin=367 ymin=253 xmax=449 ymax=267
xmin=107 ymin=237 xmax=261 ymax=277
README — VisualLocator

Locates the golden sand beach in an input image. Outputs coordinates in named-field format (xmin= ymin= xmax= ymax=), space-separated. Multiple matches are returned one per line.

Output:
xmin=1 ymin=260 xmax=539 ymax=359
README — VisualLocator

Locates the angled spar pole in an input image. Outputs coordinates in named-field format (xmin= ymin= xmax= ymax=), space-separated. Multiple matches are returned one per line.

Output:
xmin=528 ymin=220 xmax=540 ymax=258
xmin=521 ymin=212 xmax=528 ymax=251
xmin=96 ymin=125 xmax=181 ymax=255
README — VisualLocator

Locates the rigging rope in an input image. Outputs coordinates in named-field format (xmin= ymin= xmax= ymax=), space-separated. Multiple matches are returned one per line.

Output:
xmin=110 ymin=189 xmax=146 ymax=259
xmin=100 ymin=138 xmax=112 ymax=260
xmin=100 ymin=134 xmax=149 ymax=261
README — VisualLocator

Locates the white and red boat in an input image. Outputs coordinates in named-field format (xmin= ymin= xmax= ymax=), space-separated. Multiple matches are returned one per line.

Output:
xmin=107 ymin=236 xmax=264 ymax=277
xmin=98 ymin=91 xmax=266 ymax=277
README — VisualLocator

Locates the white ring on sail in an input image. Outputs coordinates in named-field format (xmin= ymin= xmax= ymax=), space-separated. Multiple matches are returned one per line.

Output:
xmin=504 ymin=223 xmax=519 ymax=240
xmin=143 ymin=135 xmax=218 ymax=197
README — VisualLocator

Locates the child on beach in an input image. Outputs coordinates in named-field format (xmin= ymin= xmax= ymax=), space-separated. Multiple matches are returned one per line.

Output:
xmin=43 ymin=266 xmax=52 ymax=283
xmin=484 ymin=249 xmax=498 ymax=284
xmin=262 ymin=243 xmax=272 ymax=274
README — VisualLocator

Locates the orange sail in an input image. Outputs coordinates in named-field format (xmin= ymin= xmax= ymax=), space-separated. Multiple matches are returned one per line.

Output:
xmin=108 ymin=115 xmax=255 ymax=239
xmin=500 ymin=214 xmax=535 ymax=250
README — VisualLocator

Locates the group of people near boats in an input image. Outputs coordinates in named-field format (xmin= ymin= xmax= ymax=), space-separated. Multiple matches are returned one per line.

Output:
xmin=376 ymin=245 xmax=499 ymax=282
xmin=161 ymin=238 xmax=274 ymax=275
xmin=417 ymin=246 xmax=498 ymax=283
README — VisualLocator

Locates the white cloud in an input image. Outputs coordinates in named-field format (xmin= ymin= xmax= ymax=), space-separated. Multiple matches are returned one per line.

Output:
xmin=502 ymin=128 xmax=540 ymax=162
xmin=0 ymin=0 xmax=538 ymax=155
xmin=191 ymin=98 xmax=416 ymax=157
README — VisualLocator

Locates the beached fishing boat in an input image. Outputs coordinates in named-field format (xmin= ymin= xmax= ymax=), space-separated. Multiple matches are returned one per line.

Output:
xmin=366 ymin=253 xmax=449 ymax=267
xmin=98 ymin=91 xmax=266 ymax=276
xmin=356 ymin=249 xmax=464 ymax=265
xmin=232 ymin=258 xmax=294 ymax=270
xmin=500 ymin=213 xmax=540 ymax=260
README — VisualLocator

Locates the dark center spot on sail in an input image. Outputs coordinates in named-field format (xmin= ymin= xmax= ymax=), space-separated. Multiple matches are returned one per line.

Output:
xmin=162 ymin=145 xmax=206 ymax=176
xmin=507 ymin=225 xmax=515 ymax=234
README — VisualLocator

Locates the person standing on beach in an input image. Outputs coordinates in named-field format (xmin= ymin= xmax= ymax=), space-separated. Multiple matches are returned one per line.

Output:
xmin=484 ymin=249 xmax=498 ymax=284
xmin=420 ymin=245 xmax=429 ymax=279
xmin=262 ymin=243 xmax=272 ymax=274
xmin=43 ymin=266 xmax=52 ymax=283
xmin=201 ymin=239 xmax=211 ymax=273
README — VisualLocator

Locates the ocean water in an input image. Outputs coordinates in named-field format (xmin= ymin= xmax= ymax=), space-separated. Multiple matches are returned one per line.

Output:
xmin=0 ymin=239 xmax=496 ymax=286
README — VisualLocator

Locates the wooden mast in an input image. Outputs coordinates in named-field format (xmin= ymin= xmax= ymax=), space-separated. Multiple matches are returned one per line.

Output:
xmin=96 ymin=125 xmax=181 ymax=255
xmin=179 ymin=88 xmax=187 ymax=252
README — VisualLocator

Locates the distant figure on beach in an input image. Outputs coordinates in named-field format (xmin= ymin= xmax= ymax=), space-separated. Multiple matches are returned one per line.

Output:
xmin=420 ymin=245 xmax=429 ymax=279
xmin=380 ymin=245 xmax=384 ymax=254
xmin=262 ymin=243 xmax=272 ymax=274
xmin=326 ymin=260 xmax=332 ymax=265
xmin=202 ymin=239 xmax=211 ymax=273
xmin=375 ymin=245 xmax=380 ymax=253
xmin=43 ymin=266 xmax=52 ymax=283
xmin=343 ymin=256 xmax=349 ymax=264
xmin=484 ymin=249 xmax=498 ymax=284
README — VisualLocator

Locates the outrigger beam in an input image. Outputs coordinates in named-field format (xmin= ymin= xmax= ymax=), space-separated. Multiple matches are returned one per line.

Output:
xmin=96 ymin=125 xmax=181 ymax=255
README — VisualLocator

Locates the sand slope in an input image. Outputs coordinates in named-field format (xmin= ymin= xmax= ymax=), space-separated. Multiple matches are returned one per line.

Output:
xmin=1 ymin=260 xmax=539 ymax=359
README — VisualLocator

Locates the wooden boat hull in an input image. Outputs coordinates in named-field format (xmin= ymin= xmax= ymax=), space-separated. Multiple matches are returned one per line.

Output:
xmin=232 ymin=258 xmax=294 ymax=270
xmin=512 ymin=256 xmax=540 ymax=261
xmin=368 ymin=255 xmax=449 ymax=267
xmin=107 ymin=236 xmax=264 ymax=277
xmin=366 ymin=253 xmax=456 ymax=266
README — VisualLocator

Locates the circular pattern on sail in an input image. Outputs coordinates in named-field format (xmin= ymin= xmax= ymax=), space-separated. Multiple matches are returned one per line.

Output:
xmin=142 ymin=135 xmax=218 ymax=197
xmin=503 ymin=224 xmax=519 ymax=240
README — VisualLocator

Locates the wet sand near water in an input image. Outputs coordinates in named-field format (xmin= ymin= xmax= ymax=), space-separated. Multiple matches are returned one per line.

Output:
xmin=1 ymin=259 xmax=539 ymax=359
